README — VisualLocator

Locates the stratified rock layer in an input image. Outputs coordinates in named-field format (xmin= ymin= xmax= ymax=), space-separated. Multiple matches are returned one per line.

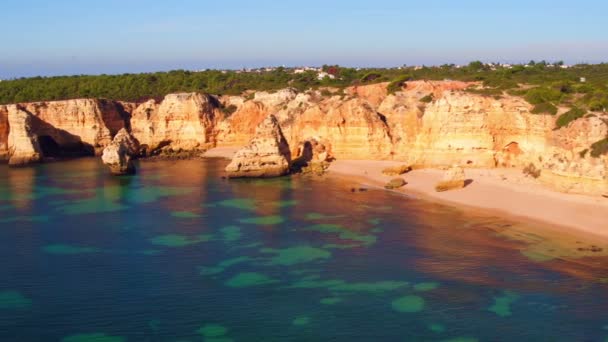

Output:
xmin=225 ymin=115 xmax=291 ymax=178
xmin=102 ymin=128 xmax=140 ymax=175
xmin=0 ymin=105 xmax=9 ymax=161
xmin=7 ymin=106 xmax=42 ymax=166
xmin=130 ymin=93 xmax=222 ymax=153
xmin=1 ymin=81 xmax=606 ymax=195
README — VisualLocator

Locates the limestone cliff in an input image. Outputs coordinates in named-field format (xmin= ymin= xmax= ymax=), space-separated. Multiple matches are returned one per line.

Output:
xmin=1 ymin=81 xmax=606 ymax=195
xmin=18 ymin=99 xmax=127 ymax=153
xmin=225 ymin=115 xmax=291 ymax=178
xmin=0 ymin=105 xmax=8 ymax=161
xmin=130 ymin=93 xmax=222 ymax=153
xmin=7 ymin=106 xmax=42 ymax=166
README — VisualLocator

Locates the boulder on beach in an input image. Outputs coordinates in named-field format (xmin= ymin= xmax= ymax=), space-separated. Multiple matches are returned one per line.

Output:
xmin=225 ymin=115 xmax=291 ymax=178
xmin=101 ymin=128 xmax=140 ymax=175
xmin=385 ymin=178 xmax=407 ymax=189
xmin=435 ymin=165 xmax=466 ymax=192
xmin=382 ymin=164 xmax=411 ymax=176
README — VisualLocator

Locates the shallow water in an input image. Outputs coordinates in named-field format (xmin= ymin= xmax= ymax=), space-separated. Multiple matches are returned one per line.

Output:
xmin=1 ymin=158 xmax=608 ymax=341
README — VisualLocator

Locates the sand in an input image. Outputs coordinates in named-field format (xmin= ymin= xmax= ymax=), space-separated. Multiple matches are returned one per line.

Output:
xmin=328 ymin=160 xmax=608 ymax=239
xmin=202 ymin=147 xmax=239 ymax=159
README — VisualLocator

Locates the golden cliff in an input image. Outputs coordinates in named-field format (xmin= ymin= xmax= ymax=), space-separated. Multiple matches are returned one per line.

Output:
xmin=1 ymin=81 xmax=606 ymax=195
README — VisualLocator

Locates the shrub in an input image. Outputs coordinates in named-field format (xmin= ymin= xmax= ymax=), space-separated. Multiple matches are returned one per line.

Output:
xmin=525 ymin=87 xmax=562 ymax=105
xmin=590 ymin=138 xmax=608 ymax=158
xmin=420 ymin=94 xmax=434 ymax=103
xmin=531 ymin=102 xmax=558 ymax=115
xmin=522 ymin=163 xmax=541 ymax=178
xmin=221 ymin=104 xmax=237 ymax=116
xmin=387 ymin=74 xmax=412 ymax=94
xmin=320 ymin=89 xmax=332 ymax=97
xmin=555 ymin=107 xmax=586 ymax=129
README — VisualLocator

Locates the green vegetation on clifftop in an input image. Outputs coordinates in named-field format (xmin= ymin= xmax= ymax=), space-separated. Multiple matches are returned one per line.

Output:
xmin=1 ymin=62 xmax=607 ymax=114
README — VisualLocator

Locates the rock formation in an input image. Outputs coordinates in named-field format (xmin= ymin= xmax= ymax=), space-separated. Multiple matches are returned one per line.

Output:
xmin=385 ymin=178 xmax=406 ymax=189
xmin=435 ymin=165 xmax=466 ymax=192
xmin=130 ymin=93 xmax=222 ymax=154
xmin=101 ymin=128 xmax=140 ymax=175
xmin=0 ymin=105 xmax=9 ymax=161
xmin=0 ymin=81 xmax=606 ymax=195
xmin=7 ymin=106 xmax=42 ymax=166
xmin=225 ymin=115 xmax=291 ymax=178
xmin=382 ymin=165 xmax=412 ymax=176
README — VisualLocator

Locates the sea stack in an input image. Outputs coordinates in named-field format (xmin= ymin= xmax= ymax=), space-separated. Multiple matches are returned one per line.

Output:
xmin=225 ymin=114 xmax=291 ymax=178
xmin=102 ymin=128 xmax=140 ymax=175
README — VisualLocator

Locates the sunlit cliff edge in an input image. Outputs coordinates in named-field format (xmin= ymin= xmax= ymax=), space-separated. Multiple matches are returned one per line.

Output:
xmin=0 ymin=81 xmax=606 ymax=196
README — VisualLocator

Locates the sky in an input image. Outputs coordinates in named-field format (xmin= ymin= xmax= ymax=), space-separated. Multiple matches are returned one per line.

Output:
xmin=1 ymin=0 xmax=607 ymax=78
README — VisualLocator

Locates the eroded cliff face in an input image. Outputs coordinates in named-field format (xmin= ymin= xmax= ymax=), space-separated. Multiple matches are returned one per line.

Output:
xmin=0 ymin=105 xmax=9 ymax=161
xmin=18 ymin=99 xmax=127 ymax=152
xmin=7 ymin=106 xmax=42 ymax=166
xmin=2 ymin=81 xmax=606 ymax=195
xmin=130 ymin=93 xmax=223 ymax=152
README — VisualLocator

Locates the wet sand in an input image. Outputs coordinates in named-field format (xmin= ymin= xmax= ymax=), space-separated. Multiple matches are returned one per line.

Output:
xmin=327 ymin=160 xmax=608 ymax=240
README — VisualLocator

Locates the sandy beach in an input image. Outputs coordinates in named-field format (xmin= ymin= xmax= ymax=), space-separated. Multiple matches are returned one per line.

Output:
xmin=327 ymin=160 xmax=608 ymax=239
xmin=203 ymin=146 xmax=608 ymax=240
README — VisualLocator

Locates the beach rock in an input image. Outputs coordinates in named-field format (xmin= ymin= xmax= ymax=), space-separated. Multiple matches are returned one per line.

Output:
xmin=101 ymin=128 xmax=140 ymax=175
xmin=382 ymin=164 xmax=412 ymax=176
xmin=225 ymin=115 xmax=291 ymax=178
xmin=435 ymin=165 xmax=466 ymax=192
xmin=384 ymin=178 xmax=406 ymax=189
xmin=7 ymin=106 xmax=43 ymax=166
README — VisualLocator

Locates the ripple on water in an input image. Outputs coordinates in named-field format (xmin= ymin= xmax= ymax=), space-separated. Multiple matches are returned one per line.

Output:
xmin=292 ymin=316 xmax=310 ymax=326
xmin=220 ymin=226 xmax=242 ymax=242
xmin=304 ymin=224 xmax=377 ymax=246
xmin=238 ymin=216 xmax=285 ymax=225
xmin=261 ymin=246 xmax=331 ymax=266
xmin=43 ymin=244 xmax=101 ymax=255
xmin=217 ymin=198 xmax=257 ymax=211
xmin=171 ymin=211 xmax=202 ymax=219
xmin=225 ymin=272 xmax=279 ymax=288
xmin=61 ymin=333 xmax=125 ymax=342
xmin=488 ymin=290 xmax=519 ymax=317
xmin=320 ymin=297 xmax=343 ymax=305
xmin=0 ymin=291 xmax=32 ymax=309
xmin=199 ymin=256 xmax=252 ymax=276
xmin=148 ymin=234 xmax=212 ymax=247
xmin=391 ymin=295 xmax=425 ymax=313
xmin=196 ymin=324 xmax=228 ymax=337
xmin=414 ymin=282 xmax=440 ymax=292
xmin=305 ymin=213 xmax=345 ymax=220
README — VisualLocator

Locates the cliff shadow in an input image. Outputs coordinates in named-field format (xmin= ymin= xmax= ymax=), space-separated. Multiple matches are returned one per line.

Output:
xmin=28 ymin=113 xmax=95 ymax=159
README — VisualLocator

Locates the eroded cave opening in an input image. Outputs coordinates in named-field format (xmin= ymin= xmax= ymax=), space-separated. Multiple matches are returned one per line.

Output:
xmin=38 ymin=135 xmax=94 ymax=159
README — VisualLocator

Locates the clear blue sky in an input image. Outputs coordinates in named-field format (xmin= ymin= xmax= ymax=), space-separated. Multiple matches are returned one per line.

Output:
xmin=1 ymin=0 xmax=606 ymax=78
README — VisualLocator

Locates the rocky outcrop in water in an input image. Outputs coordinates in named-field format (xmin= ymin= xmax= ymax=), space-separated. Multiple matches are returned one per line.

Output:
xmin=101 ymin=128 xmax=140 ymax=175
xmin=225 ymin=115 xmax=291 ymax=178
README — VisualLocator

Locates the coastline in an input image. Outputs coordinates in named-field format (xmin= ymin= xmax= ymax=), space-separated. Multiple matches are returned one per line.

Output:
xmin=202 ymin=147 xmax=608 ymax=240
xmin=326 ymin=160 xmax=608 ymax=240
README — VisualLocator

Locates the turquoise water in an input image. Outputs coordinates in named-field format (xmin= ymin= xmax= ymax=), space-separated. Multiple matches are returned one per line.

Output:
xmin=1 ymin=158 xmax=608 ymax=341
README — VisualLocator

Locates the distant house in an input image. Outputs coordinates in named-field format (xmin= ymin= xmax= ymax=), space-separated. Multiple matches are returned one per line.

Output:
xmin=580 ymin=77 xmax=587 ymax=83
xmin=317 ymin=72 xmax=335 ymax=80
